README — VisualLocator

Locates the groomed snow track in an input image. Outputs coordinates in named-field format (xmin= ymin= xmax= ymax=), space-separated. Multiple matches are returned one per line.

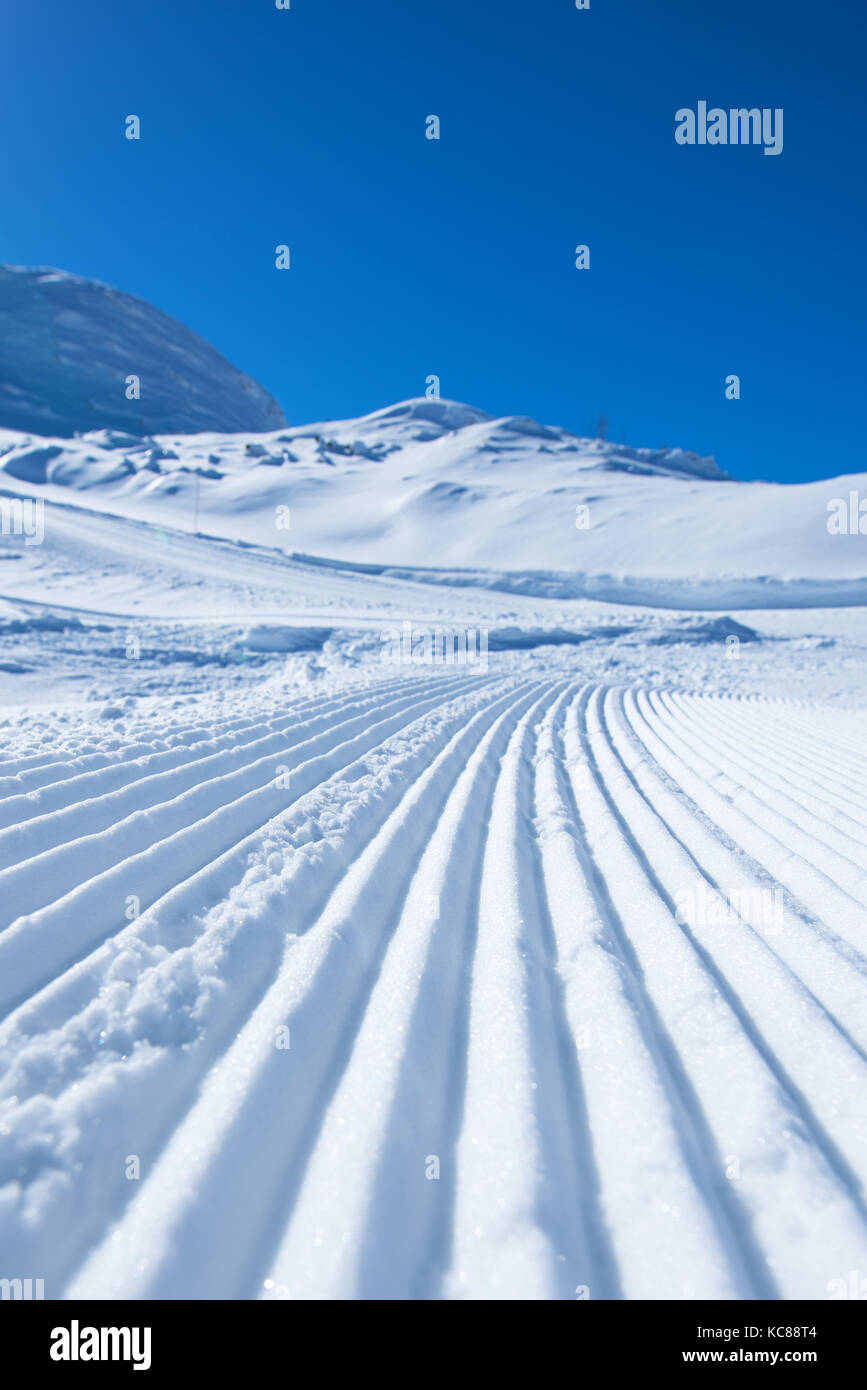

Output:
xmin=1 ymin=676 xmax=866 ymax=1300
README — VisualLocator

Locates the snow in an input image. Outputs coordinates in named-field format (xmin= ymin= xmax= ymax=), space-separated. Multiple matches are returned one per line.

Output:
xmin=0 ymin=266 xmax=286 ymax=436
xmin=1 ymin=323 xmax=866 ymax=1298
xmin=2 ymin=389 xmax=865 ymax=610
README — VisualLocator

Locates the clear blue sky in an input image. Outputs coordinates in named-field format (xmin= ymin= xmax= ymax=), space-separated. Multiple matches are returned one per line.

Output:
xmin=1 ymin=0 xmax=863 ymax=481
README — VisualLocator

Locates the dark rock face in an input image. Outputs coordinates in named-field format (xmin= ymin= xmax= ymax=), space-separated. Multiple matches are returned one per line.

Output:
xmin=0 ymin=265 xmax=287 ymax=437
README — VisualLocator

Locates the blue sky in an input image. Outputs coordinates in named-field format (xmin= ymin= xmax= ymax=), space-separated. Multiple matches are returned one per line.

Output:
xmin=1 ymin=0 xmax=863 ymax=481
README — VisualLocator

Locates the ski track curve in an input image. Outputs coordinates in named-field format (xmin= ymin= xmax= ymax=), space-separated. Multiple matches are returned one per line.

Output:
xmin=1 ymin=675 xmax=865 ymax=1301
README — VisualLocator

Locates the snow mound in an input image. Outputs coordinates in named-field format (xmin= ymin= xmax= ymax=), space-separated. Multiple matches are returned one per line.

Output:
xmin=241 ymin=625 xmax=333 ymax=652
xmin=0 ymin=265 xmax=287 ymax=436
xmin=647 ymin=615 xmax=762 ymax=645
xmin=364 ymin=399 xmax=492 ymax=432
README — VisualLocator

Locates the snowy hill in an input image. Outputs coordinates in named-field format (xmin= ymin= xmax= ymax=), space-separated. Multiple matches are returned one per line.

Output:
xmin=1 ymin=591 xmax=866 ymax=1299
xmin=0 ymin=265 xmax=286 ymax=436
xmin=2 ymin=394 xmax=865 ymax=609
xmin=2 ymin=378 xmax=867 ymax=1301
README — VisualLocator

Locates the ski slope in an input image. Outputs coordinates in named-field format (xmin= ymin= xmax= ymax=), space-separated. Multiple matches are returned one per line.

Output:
xmin=1 ymin=352 xmax=867 ymax=1299
xmin=1 ymin=660 xmax=866 ymax=1300
xmin=4 ymin=393 xmax=867 ymax=608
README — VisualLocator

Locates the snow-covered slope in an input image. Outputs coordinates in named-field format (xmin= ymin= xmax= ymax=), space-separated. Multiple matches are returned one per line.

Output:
xmin=1 ymin=279 xmax=866 ymax=1301
xmin=2 ymin=395 xmax=864 ymax=609
xmin=1 ymin=480 xmax=866 ymax=1300
xmin=1 ymin=662 xmax=866 ymax=1300
xmin=0 ymin=265 xmax=286 ymax=436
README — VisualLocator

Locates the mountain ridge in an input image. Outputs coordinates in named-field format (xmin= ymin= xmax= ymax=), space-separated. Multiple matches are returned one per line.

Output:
xmin=0 ymin=264 xmax=286 ymax=437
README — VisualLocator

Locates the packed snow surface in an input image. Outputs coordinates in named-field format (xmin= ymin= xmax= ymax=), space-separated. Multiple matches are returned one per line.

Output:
xmin=1 ymin=395 xmax=866 ymax=1300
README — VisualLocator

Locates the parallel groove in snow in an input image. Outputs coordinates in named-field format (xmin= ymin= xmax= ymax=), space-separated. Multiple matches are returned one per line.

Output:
xmin=0 ymin=678 xmax=865 ymax=1300
xmin=66 ymin=679 xmax=546 ymax=1298
xmin=0 ymin=675 xmax=499 ymax=1012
